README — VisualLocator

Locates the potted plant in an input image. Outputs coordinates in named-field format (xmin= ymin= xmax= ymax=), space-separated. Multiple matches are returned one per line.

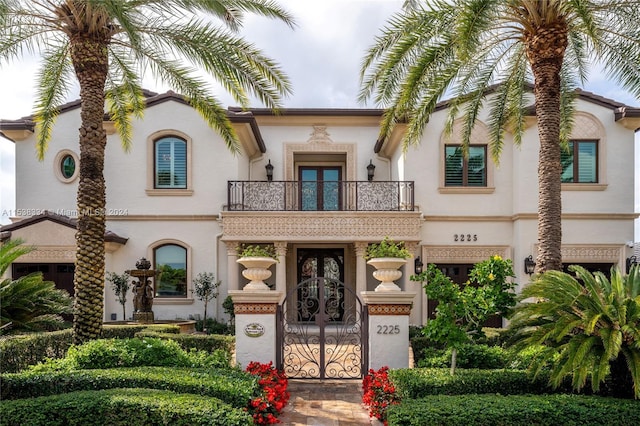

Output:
xmin=364 ymin=237 xmax=411 ymax=291
xmin=237 ymin=244 xmax=278 ymax=291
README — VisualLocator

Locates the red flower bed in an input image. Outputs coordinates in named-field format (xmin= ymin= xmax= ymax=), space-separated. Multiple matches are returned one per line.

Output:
xmin=245 ymin=361 xmax=290 ymax=424
xmin=362 ymin=366 xmax=400 ymax=425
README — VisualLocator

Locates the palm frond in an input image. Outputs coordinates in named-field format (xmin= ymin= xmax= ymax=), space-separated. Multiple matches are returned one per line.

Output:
xmin=33 ymin=41 xmax=73 ymax=160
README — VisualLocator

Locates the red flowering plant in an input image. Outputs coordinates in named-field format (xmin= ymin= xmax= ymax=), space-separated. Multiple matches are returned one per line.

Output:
xmin=362 ymin=366 xmax=400 ymax=425
xmin=245 ymin=361 xmax=290 ymax=424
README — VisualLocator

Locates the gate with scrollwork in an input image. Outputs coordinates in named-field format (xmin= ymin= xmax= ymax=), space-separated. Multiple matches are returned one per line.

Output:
xmin=276 ymin=277 xmax=367 ymax=379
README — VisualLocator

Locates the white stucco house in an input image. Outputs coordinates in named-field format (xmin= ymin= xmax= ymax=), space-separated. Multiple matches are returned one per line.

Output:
xmin=1 ymin=88 xmax=639 ymax=327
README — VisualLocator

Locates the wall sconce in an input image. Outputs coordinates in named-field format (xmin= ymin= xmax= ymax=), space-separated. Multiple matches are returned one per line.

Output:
xmin=265 ymin=159 xmax=274 ymax=182
xmin=626 ymin=255 xmax=637 ymax=274
xmin=524 ymin=255 xmax=536 ymax=275
xmin=367 ymin=159 xmax=376 ymax=181
xmin=414 ymin=256 xmax=423 ymax=274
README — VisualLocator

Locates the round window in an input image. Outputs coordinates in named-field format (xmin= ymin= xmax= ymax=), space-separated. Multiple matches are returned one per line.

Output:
xmin=61 ymin=155 xmax=76 ymax=179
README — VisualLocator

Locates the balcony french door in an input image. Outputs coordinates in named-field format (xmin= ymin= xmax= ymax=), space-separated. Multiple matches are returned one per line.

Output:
xmin=300 ymin=167 xmax=341 ymax=211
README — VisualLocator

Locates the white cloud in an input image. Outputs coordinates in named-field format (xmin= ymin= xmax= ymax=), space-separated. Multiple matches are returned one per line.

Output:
xmin=0 ymin=0 xmax=638 ymax=225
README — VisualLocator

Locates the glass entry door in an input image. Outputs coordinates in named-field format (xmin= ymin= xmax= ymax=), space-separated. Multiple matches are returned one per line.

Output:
xmin=300 ymin=167 xmax=341 ymax=211
xmin=297 ymin=248 xmax=345 ymax=322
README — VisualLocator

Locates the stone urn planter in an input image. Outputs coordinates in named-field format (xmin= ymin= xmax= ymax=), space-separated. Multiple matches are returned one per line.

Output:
xmin=367 ymin=257 xmax=407 ymax=291
xmin=237 ymin=256 xmax=277 ymax=291
xmin=364 ymin=237 xmax=411 ymax=292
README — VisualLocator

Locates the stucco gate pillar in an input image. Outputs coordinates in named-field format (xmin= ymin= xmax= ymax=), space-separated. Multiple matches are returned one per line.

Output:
xmin=361 ymin=291 xmax=416 ymax=370
xmin=228 ymin=290 xmax=284 ymax=368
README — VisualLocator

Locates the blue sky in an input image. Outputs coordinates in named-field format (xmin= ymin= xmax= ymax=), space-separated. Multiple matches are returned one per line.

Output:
xmin=1 ymin=0 xmax=639 ymax=226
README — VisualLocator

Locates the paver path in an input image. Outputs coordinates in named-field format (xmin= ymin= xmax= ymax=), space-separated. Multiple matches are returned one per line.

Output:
xmin=278 ymin=379 xmax=380 ymax=426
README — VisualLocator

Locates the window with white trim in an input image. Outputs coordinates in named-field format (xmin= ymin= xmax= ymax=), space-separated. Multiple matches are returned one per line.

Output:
xmin=155 ymin=136 xmax=187 ymax=189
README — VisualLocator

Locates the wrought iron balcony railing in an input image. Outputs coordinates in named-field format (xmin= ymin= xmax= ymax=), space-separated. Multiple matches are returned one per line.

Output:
xmin=227 ymin=180 xmax=414 ymax=211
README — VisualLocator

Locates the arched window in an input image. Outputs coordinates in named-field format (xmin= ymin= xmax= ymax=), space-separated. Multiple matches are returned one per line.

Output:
xmin=154 ymin=136 xmax=187 ymax=188
xmin=154 ymin=244 xmax=187 ymax=297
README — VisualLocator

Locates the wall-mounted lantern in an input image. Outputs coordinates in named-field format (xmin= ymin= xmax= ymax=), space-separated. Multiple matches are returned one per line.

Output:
xmin=414 ymin=256 xmax=424 ymax=274
xmin=265 ymin=159 xmax=274 ymax=182
xmin=626 ymin=255 xmax=637 ymax=274
xmin=524 ymin=255 xmax=536 ymax=275
xmin=367 ymin=159 xmax=376 ymax=181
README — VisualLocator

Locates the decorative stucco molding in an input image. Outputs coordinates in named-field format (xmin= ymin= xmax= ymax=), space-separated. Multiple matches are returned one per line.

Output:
xmin=535 ymin=244 xmax=623 ymax=263
xmin=367 ymin=304 xmax=412 ymax=315
xmin=234 ymin=303 xmax=278 ymax=314
xmin=284 ymin=128 xmax=357 ymax=181
xmin=221 ymin=212 xmax=422 ymax=242
xmin=422 ymin=245 xmax=512 ymax=263
xmin=18 ymin=246 xmax=76 ymax=262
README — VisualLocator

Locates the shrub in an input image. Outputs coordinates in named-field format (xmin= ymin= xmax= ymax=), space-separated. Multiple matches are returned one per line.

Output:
xmin=0 ymin=388 xmax=253 ymax=426
xmin=134 ymin=330 xmax=235 ymax=355
xmin=417 ymin=344 xmax=509 ymax=369
xmin=508 ymin=265 xmax=640 ymax=398
xmin=364 ymin=237 xmax=411 ymax=260
xmin=245 ymin=361 xmax=290 ymax=425
xmin=388 ymin=368 xmax=572 ymax=399
xmin=386 ymin=394 xmax=640 ymax=426
xmin=196 ymin=318 xmax=233 ymax=335
xmin=0 ymin=329 xmax=73 ymax=372
xmin=1 ymin=240 xmax=73 ymax=333
xmin=1 ymin=366 xmax=258 ymax=407
xmin=362 ymin=366 xmax=400 ymax=425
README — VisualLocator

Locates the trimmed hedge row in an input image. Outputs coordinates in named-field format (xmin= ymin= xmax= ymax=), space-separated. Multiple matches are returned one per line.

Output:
xmin=135 ymin=331 xmax=234 ymax=354
xmin=1 ymin=366 xmax=259 ymax=407
xmin=389 ymin=368 xmax=573 ymax=399
xmin=0 ymin=388 xmax=252 ymax=426
xmin=0 ymin=325 xmax=231 ymax=372
xmin=386 ymin=394 xmax=640 ymax=426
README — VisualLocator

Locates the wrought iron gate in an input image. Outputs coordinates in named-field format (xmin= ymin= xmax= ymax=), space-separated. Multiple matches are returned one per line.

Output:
xmin=277 ymin=277 xmax=367 ymax=379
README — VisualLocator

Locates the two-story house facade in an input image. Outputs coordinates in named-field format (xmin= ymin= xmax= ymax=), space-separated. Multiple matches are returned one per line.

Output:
xmin=1 ymin=89 xmax=638 ymax=326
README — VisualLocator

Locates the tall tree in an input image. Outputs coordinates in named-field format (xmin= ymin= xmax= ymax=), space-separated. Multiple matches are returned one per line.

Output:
xmin=359 ymin=0 xmax=640 ymax=273
xmin=0 ymin=0 xmax=294 ymax=344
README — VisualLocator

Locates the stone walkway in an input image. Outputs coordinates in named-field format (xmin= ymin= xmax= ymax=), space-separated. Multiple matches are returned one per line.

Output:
xmin=278 ymin=379 xmax=379 ymax=426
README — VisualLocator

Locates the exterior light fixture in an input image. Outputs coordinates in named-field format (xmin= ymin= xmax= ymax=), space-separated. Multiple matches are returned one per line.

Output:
xmin=414 ymin=256 xmax=424 ymax=274
xmin=367 ymin=159 xmax=376 ymax=181
xmin=626 ymin=255 xmax=637 ymax=274
xmin=265 ymin=159 xmax=274 ymax=182
xmin=524 ymin=255 xmax=536 ymax=275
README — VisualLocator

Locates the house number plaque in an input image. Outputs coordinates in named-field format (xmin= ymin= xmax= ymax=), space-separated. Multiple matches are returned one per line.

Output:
xmin=244 ymin=322 xmax=265 ymax=338
xmin=454 ymin=234 xmax=477 ymax=242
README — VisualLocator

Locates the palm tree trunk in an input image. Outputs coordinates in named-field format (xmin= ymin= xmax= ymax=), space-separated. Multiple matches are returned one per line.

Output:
xmin=70 ymin=36 xmax=109 ymax=345
xmin=525 ymin=22 xmax=568 ymax=273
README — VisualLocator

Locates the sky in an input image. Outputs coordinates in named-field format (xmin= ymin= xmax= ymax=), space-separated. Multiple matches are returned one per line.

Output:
xmin=1 ymin=0 xmax=639 ymax=226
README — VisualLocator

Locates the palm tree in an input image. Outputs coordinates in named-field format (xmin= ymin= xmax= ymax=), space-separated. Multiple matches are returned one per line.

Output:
xmin=359 ymin=0 xmax=640 ymax=273
xmin=507 ymin=265 xmax=640 ymax=398
xmin=0 ymin=0 xmax=295 ymax=344
xmin=1 ymin=239 xmax=73 ymax=333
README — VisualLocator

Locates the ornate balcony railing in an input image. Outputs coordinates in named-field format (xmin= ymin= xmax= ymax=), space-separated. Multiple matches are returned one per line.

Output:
xmin=227 ymin=181 xmax=414 ymax=211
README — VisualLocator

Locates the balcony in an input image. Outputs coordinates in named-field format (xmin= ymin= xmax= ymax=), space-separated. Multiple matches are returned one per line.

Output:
xmin=227 ymin=180 xmax=415 ymax=211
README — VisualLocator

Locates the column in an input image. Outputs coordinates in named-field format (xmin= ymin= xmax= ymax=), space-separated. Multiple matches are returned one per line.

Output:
xmin=228 ymin=290 xmax=284 ymax=368
xmin=361 ymin=291 xmax=416 ymax=370
xmin=225 ymin=241 xmax=240 ymax=291
xmin=405 ymin=241 xmax=422 ymax=325
xmin=274 ymin=241 xmax=288 ymax=294
xmin=354 ymin=242 xmax=368 ymax=295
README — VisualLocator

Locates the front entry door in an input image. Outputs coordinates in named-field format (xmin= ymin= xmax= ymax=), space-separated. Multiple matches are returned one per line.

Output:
xmin=277 ymin=248 xmax=366 ymax=379
xmin=297 ymin=248 xmax=344 ymax=321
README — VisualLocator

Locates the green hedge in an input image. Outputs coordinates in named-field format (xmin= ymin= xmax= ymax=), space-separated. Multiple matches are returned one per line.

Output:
xmin=389 ymin=368 xmax=573 ymax=399
xmin=0 ymin=330 xmax=73 ymax=373
xmin=135 ymin=331 xmax=234 ymax=354
xmin=0 ymin=388 xmax=252 ymax=426
xmin=0 ymin=326 xmax=231 ymax=372
xmin=1 ymin=366 xmax=258 ymax=407
xmin=386 ymin=394 xmax=640 ymax=426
